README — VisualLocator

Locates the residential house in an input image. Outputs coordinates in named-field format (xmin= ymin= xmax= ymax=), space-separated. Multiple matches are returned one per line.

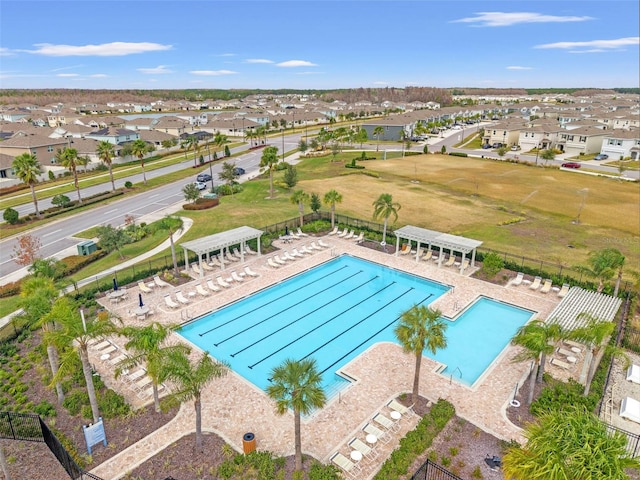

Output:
xmin=557 ymin=126 xmax=609 ymax=156
xmin=85 ymin=126 xmax=140 ymax=145
xmin=601 ymin=129 xmax=640 ymax=160
xmin=0 ymin=134 xmax=69 ymax=169
xmin=0 ymin=153 xmax=17 ymax=180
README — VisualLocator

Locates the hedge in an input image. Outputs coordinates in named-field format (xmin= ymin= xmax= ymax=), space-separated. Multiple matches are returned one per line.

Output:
xmin=183 ymin=197 xmax=220 ymax=210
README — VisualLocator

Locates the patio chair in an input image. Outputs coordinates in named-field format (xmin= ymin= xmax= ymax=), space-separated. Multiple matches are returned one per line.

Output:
xmin=201 ymin=262 xmax=214 ymax=271
xmin=318 ymin=239 xmax=330 ymax=248
xmin=282 ymin=251 xmax=296 ymax=261
xmin=557 ymin=283 xmax=570 ymax=297
xmin=330 ymin=452 xmax=361 ymax=479
xmin=363 ymin=423 xmax=391 ymax=444
xmin=550 ymin=357 xmax=570 ymax=369
xmin=195 ymin=284 xmax=210 ymax=297
xmin=300 ymin=245 xmax=314 ymax=254
xmin=400 ymin=243 xmax=412 ymax=255
xmin=511 ymin=272 xmax=524 ymax=286
xmin=460 ymin=259 xmax=470 ymax=271
xmin=529 ymin=276 xmax=542 ymax=290
xmin=267 ymin=257 xmax=281 ymax=269
xmin=388 ymin=399 xmax=415 ymax=417
xmin=274 ymin=255 xmax=287 ymax=265
xmin=231 ymin=271 xmax=245 ymax=282
xmin=154 ymin=275 xmax=171 ymax=288
xmin=164 ymin=294 xmax=180 ymax=309
xmin=206 ymin=278 xmax=221 ymax=292
xmin=291 ymin=248 xmax=304 ymax=258
xmin=337 ymin=228 xmax=349 ymax=238
xmin=328 ymin=226 xmax=339 ymax=235
xmin=191 ymin=263 xmax=202 ymax=275
xmin=349 ymin=437 xmax=378 ymax=460
xmin=296 ymin=227 xmax=308 ymax=237
xmin=344 ymin=230 xmax=355 ymax=239
xmin=444 ymin=255 xmax=457 ymax=267
xmin=245 ymin=244 xmax=257 ymax=255
xmin=539 ymin=279 xmax=553 ymax=294
xmin=422 ymin=250 xmax=433 ymax=261
xmin=353 ymin=232 xmax=364 ymax=243
xmin=209 ymin=255 xmax=221 ymax=267
xmin=232 ymin=248 xmax=244 ymax=260
xmin=244 ymin=266 xmax=259 ymax=277
xmin=138 ymin=281 xmax=152 ymax=294
xmin=175 ymin=291 xmax=191 ymax=305
xmin=373 ymin=413 xmax=400 ymax=432
xmin=309 ymin=242 xmax=322 ymax=251
xmin=225 ymin=251 xmax=238 ymax=263
xmin=217 ymin=276 xmax=231 ymax=288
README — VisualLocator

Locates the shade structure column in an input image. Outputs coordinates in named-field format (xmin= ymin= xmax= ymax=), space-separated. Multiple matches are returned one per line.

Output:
xmin=182 ymin=248 xmax=189 ymax=273
xmin=395 ymin=236 xmax=401 ymax=256
xmin=459 ymin=253 xmax=467 ymax=275
xmin=197 ymin=257 xmax=204 ymax=278
xmin=415 ymin=242 xmax=421 ymax=262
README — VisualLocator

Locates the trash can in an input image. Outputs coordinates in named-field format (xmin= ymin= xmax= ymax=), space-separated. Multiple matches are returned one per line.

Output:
xmin=242 ymin=432 xmax=256 ymax=454
xmin=77 ymin=240 xmax=97 ymax=256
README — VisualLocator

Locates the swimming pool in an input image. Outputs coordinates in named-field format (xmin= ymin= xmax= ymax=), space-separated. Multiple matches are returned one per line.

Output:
xmin=178 ymin=255 xmax=533 ymax=395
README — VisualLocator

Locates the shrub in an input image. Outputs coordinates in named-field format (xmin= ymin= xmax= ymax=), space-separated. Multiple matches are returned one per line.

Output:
xmin=345 ymin=158 xmax=365 ymax=169
xmin=481 ymin=252 xmax=504 ymax=277
xmin=52 ymin=194 xmax=71 ymax=207
xmin=183 ymin=197 xmax=220 ymax=210
xmin=33 ymin=400 xmax=57 ymax=417
xmin=0 ymin=280 xmax=22 ymax=298
xmin=3 ymin=207 xmax=19 ymax=224
xmin=48 ymin=170 xmax=55 ymax=181
xmin=124 ymin=181 xmax=133 ymax=188
xmin=448 ymin=152 xmax=468 ymax=157
xmin=63 ymin=389 xmax=89 ymax=416
xmin=98 ymin=389 xmax=130 ymax=418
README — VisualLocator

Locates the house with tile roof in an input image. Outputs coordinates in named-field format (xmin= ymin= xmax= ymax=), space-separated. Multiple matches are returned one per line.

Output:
xmin=557 ymin=126 xmax=609 ymax=156
xmin=601 ymin=129 xmax=640 ymax=160
xmin=86 ymin=126 xmax=140 ymax=145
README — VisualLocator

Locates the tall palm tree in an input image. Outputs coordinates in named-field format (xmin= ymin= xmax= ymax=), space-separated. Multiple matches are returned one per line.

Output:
xmin=512 ymin=320 xmax=564 ymax=405
xmin=56 ymin=147 xmax=83 ymax=203
xmin=130 ymin=139 xmax=153 ymax=186
xmin=117 ymin=322 xmax=190 ymax=412
xmin=164 ymin=351 xmax=229 ymax=451
xmin=259 ymin=145 xmax=280 ymax=198
xmin=22 ymin=277 xmax=64 ymax=403
xmin=96 ymin=141 xmax=116 ymax=191
xmin=266 ymin=358 xmax=326 ymax=472
xmin=569 ymin=313 xmax=616 ymax=395
xmin=158 ymin=215 xmax=183 ymax=276
xmin=372 ymin=193 xmax=401 ymax=246
xmin=256 ymin=125 xmax=267 ymax=146
xmin=323 ymin=189 xmax=343 ymax=229
xmin=394 ymin=305 xmax=447 ymax=404
xmin=599 ymin=248 xmax=625 ymax=297
xmin=290 ymin=190 xmax=309 ymax=227
xmin=213 ymin=131 xmax=228 ymax=156
xmin=12 ymin=153 xmax=42 ymax=216
xmin=502 ymin=406 xmax=640 ymax=479
xmin=43 ymin=297 xmax=119 ymax=422
xmin=574 ymin=248 xmax=618 ymax=293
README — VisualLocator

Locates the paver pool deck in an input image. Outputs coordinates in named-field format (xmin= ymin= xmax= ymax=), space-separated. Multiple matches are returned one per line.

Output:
xmin=91 ymin=235 xmax=561 ymax=479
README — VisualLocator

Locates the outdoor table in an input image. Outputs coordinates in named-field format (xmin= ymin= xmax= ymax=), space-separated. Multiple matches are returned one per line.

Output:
xmin=365 ymin=434 xmax=378 ymax=445
xmin=350 ymin=450 xmax=363 ymax=462
xmin=281 ymin=235 xmax=293 ymax=244
xmin=133 ymin=306 xmax=150 ymax=319
xmin=570 ymin=347 xmax=581 ymax=354
xmin=390 ymin=411 xmax=402 ymax=421
xmin=100 ymin=353 xmax=111 ymax=361
xmin=108 ymin=290 xmax=127 ymax=302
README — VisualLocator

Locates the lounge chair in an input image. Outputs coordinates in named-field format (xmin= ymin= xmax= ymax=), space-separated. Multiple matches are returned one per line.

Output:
xmin=244 ymin=266 xmax=259 ymax=277
xmin=195 ymin=284 xmax=210 ymax=297
xmin=231 ymin=271 xmax=244 ymax=282
xmin=349 ymin=437 xmax=378 ymax=460
xmin=201 ymin=262 xmax=214 ymax=271
xmin=299 ymin=245 xmax=313 ymax=255
xmin=206 ymin=279 xmax=221 ymax=292
xmin=233 ymin=248 xmax=244 ymax=260
xmin=511 ymin=272 xmax=524 ymax=286
xmin=217 ymin=276 xmax=231 ymax=288
xmin=626 ymin=365 xmax=640 ymax=384
xmin=296 ymin=227 xmax=308 ymax=237
xmin=309 ymin=242 xmax=322 ymax=251
xmin=164 ymin=294 xmax=180 ymax=309
xmin=388 ymin=399 xmax=415 ymax=416
xmin=245 ymin=244 xmax=257 ymax=255
xmin=529 ymin=276 xmax=542 ymax=290
xmin=539 ymin=279 xmax=553 ymax=294
xmin=225 ymin=251 xmax=238 ymax=263
xmin=267 ymin=257 xmax=281 ymax=269
xmin=353 ymin=232 xmax=364 ymax=243
xmin=373 ymin=413 xmax=400 ymax=432
xmin=444 ymin=255 xmax=457 ymax=267
xmin=328 ymin=226 xmax=339 ymax=235
xmin=330 ymin=452 xmax=361 ymax=478
xmin=92 ymin=340 xmax=112 ymax=351
xmin=557 ymin=283 xmax=570 ymax=298
xmin=550 ymin=357 xmax=570 ymax=369
xmin=191 ymin=263 xmax=202 ymax=275
xmin=363 ymin=423 xmax=391 ymax=444
xmin=318 ymin=239 xmax=330 ymax=248
xmin=175 ymin=291 xmax=191 ymax=304
xmin=400 ymin=243 xmax=412 ymax=255
xmin=422 ymin=250 xmax=433 ymax=261
xmin=154 ymin=275 xmax=171 ymax=288
xmin=460 ymin=259 xmax=470 ymax=271
xmin=291 ymin=248 xmax=304 ymax=258
xmin=344 ymin=229 xmax=355 ymax=239
xmin=282 ymin=251 xmax=296 ymax=261
xmin=138 ymin=281 xmax=152 ymax=294
xmin=557 ymin=347 xmax=574 ymax=357
xmin=108 ymin=353 xmax=127 ymax=366
xmin=620 ymin=397 xmax=640 ymax=424
xmin=337 ymin=228 xmax=348 ymax=238
xmin=274 ymin=255 xmax=287 ymax=265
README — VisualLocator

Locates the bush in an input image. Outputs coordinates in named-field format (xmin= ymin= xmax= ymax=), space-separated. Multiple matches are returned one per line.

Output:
xmin=51 ymin=194 xmax=71 ymax=207
xmin=59 ymin=250 xmax=107 ymax=277
xmin=448 ymin=152 xmax=468 ymax=157
xmin=63 ymin=389 xmax=89 ymax=416
xmin=0 ymin=280 xmax=22 ymax=298
xmin=124 ymin=181 xmax=133 ymax=188
xmin=33 ymin=400 xmax=57 ymax=417
xmin=98 ymin=389 xmax=130 ymax=418
xmin=345 ymin=158 xmax=365 ymax=169
xmin=481 ymin=252 xmax=504 ymax=277
xmin=3 ymin=207 xmax=19 ymax=224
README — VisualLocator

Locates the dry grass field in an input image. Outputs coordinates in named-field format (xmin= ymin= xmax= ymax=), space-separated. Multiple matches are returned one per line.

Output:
xmin=297 ymin=153 xmax=639 ymax=273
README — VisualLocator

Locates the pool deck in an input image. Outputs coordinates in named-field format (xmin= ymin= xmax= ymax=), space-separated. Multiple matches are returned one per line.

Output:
xmin=90 ymin=235 xmax=561 ymax=479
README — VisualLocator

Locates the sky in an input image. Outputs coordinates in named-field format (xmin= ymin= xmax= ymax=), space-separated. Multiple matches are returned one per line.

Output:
xmin=1 ymin=0 xmax=639 ymax=90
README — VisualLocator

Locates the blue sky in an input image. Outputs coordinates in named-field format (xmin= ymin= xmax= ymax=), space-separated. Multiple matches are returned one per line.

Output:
xmin=1 ymin=1 xmax=638 ymax=90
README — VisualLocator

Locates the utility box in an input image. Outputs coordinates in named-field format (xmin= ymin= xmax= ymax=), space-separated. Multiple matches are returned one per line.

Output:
xmin=77 ymin=240 xmax=97 ymax=256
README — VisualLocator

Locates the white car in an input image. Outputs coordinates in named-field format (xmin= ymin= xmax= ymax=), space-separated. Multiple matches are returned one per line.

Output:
xmin=193 ymin=181 xmax=207 ymax=190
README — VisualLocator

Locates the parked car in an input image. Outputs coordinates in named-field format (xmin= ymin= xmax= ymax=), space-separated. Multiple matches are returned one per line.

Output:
xmin=510 ymin=145 xmax=521 ymax=151
xmin=561 ymin=162 xmax=581 ymax=169
xmin=593 ymin=154 xmax=608 ymax=161
xmin=196 ymin=173 xmax=212 ymax=182
xmin=193 ymin=181 xmax=207 ymax=190
xmin=233 ymin=167 xmax=246 ymax=176
xmin=482 ymin=144 xmax=492 ymax=149
xmin=492 ymin=143 xmax=502 ymax=148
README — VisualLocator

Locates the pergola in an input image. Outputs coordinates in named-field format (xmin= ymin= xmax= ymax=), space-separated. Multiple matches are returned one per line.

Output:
xmin=393 ymin=225 xmax=483 ymax=274
xmin=547 ymin=287 xmax=622 ymax=331
xmin=180 ymin=226 xmax=263 ymax=279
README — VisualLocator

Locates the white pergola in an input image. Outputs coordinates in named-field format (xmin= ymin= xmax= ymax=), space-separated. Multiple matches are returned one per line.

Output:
xmin=393 ymin=225 xmax=483 ymax=274
xmin=547 ymin=287 xmax=622 ymax=331
xmin=179 ymin=226 xmax=263 ymax=279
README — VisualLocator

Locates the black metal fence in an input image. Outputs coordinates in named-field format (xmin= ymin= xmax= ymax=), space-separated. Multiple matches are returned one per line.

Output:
xmin=410 ymin=458 xmax=465 ymax=480
xmin=606 ymin=423 xmax=640 ymax=458
xmin=0 ymin=411 xmax=104 ymax=480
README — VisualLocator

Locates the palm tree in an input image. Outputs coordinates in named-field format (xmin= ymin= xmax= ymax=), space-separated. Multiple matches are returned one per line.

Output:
xmin=96 ymin=141 xmax=116 ymax=191
xmin=372 ymin=193 xmax=401 ymax=246
xmin=511 ymin=320 xmax=564 ymax=405
xmin=569 ymin=313 xmax=616 ymax=395
xmin=12 ymin=153 xmax=42 ymax=216
xmin=502 ymin=406 xmax=640 ymax=479
xmin=394 ymin=304 xmax=447 ymax=404
xmin=22 ymin=277 xmax=64 ymax=403
xmin=43 ymin=298 xmax=119 ymax=422
xmin=56 ymin=147 xmax=83 ymax=203
xmin=259 ymin=145 xmax=280 ymax=198
xmin=213 ymin=131 xmax=228 ymax=156
xmin=130 ymin=139 xmax=153 ymax=186
xmin=266 ymin=358 xmax=326 ymax=472
xmin=323 ymin=189 xmax=343 ymax=229
xmin=158 ymin=216 xmax=183 ymax=276
xmin=290 ymin=190 xmax=309 ymax=227
xmin=164 ymin=351 xmax=229 ymax=451
xmin=599 ymin=248 xmax=626 ymax=296
xmin=117 ymin=322 xmax=190 ymax=412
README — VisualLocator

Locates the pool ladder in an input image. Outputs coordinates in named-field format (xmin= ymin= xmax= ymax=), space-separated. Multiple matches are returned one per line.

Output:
xmin=449 ymin=366 xmax=462 ymax=384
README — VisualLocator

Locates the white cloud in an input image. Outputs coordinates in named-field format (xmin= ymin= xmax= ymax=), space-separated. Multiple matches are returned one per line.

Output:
xmin=57 ymin=73 xmax=79 ymax=77
xmin=246 ymin=59 xmax=273 ymax=64
xmin=89 ymin=74 xmax=108 ymax=78
xmin=138 ymin=65 xmax=173 ymax=74
xmin=453 ymin=12 xmax=592 ymax=27
xmin=50 ymin=65 xmax=83 ymax=72
xmin=535 ymin=37 xmax=639 ymax=50
xmin=27 ymin=42 xmax=172 ymax=57
xmin=276 ymin=60 xmax=317 ymax=68
xmin=295 ymin=71 xmax=323 ymax=75
xmin=0 ymin=47 xmax=16 ymax=56
xmin=373 ymin=81 xmax=388 ymax=85
xmin=507 ymin=66 xmax=533 ymax=70
xmin=190 ymin=70 xmax=237 ymax=76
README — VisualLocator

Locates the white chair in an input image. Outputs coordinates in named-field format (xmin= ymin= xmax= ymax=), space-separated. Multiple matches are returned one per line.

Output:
xmin=206 ymin=278 xmax=221 ymax=292
xmin=511 ymin=272 xmax=524 ymax=286
xmin=529 ymin=276 xmax=542 ymax=290
xmin=353 ymin=232 xmax=364 ymax=243
xmin=201 ymin=262 xmax=214 ymax=271
xmin=191 ymin=263 xmax=202 ymax=275
xmin=175 ymin=291 xmax=191 ymax=304
xmin=557 ymin=283 xmax=570 ymax=297
xmin=282 ymin=251 xmax=296 ymax=261
xmin=244 ymin=266 xmax=259 ymax=277
xmin=331 ymin=452 xmax=361 ymax=479
xmin=138 ymin=281 xmax=152 ymax=294
xmin=344 ymin=230 xmax=355 ymax=239
xmin=337 ymin=228 xmax=348 ymax=238
xmin=328 ymin=226 xmax=338 ymax=235
xmin=309 ymin=242 xmax=322 ymax=251
xmin=245 ymin=244 xmax=257 ymax=255
xmin=195 ymin=284 xmax=210 ymax=297
xmin=296 ymin=227 xmax=308 ymax=237
xmin=231 ymin=271 xmax=244 ymax=282
xmin=318 ymin=239 xmax=329 ymax=248
xmin=217 ymin=276 xmax=231 ymax=288
xmin=291 ymin=248 xmax=304 ymax=258
xmin=274 ymin=255 xmax=287 ymax=265
xmin=267 ymin=257 xmax=281 ymax=269
xmin=154 ymin=275 xmax=171 ymax=288
xmin=300 ymin=245 xmax=313 ymax=255
xmin=232 ymin=248 xmax=244 ymax=260
xmin=164 ymin=294 xmax=179 ymax=309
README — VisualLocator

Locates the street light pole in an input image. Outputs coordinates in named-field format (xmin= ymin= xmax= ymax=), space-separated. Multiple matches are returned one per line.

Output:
xmin=208 ymin=157 xmax=214 ymax=191
xmin=281 ymin=128 xmax=285 ymax=161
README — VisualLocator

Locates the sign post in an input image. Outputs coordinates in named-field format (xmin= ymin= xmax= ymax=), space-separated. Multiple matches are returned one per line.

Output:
xmin=83 ymin=417 xmax=107 ymax=455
